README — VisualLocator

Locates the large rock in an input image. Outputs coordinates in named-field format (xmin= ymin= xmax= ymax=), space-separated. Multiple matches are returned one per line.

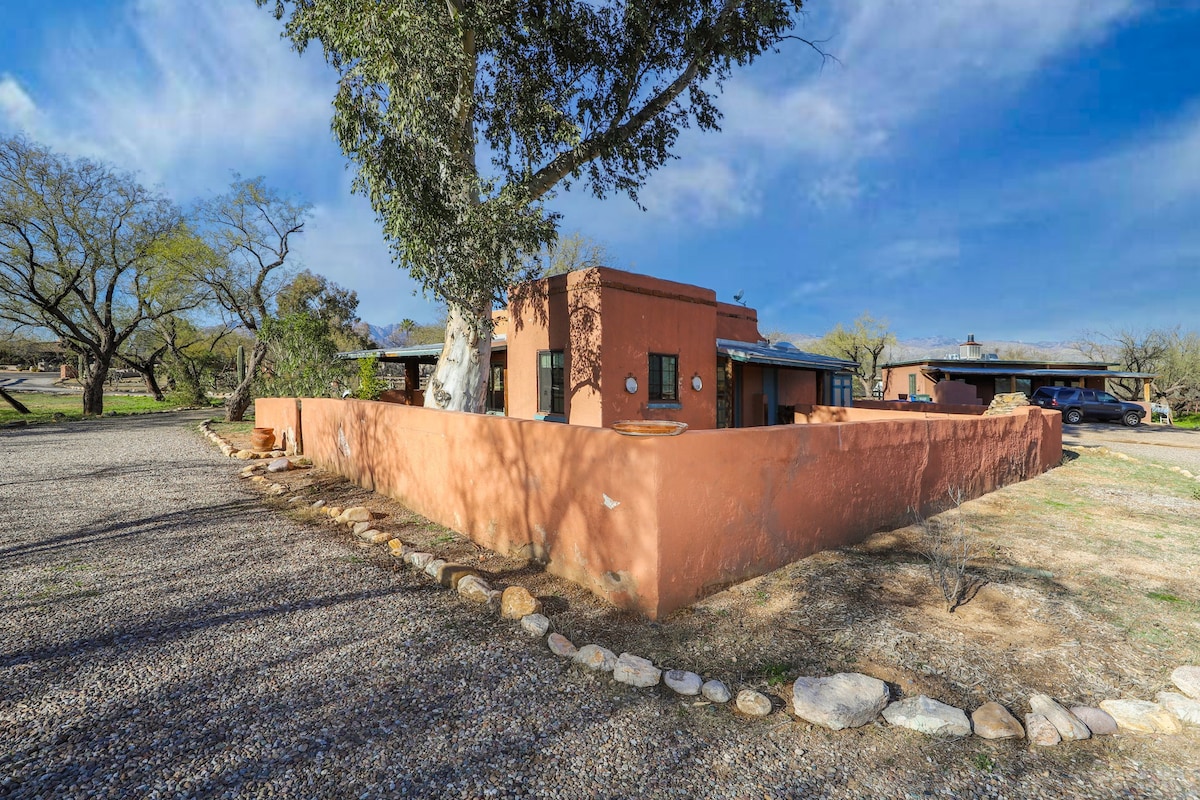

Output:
xmin=406 ymin=552 xmax=434 ymax=570
xmin=1099 ymin=699 xmax=1183 ymax=735
xmin=547 ymin=633 xmax=577 ymax=657
xmin=664 ymin=670 xmax=703 ymax=696
xmin=267 ymin=457 xmax=292 ymax=473
xmin=1029 ymin=694 xmax=1091 ymax=741
xmin=1025 ymin=714 xmax=1061 ymax=746
xmin=387 ymin=539 xmax=409 ymax=558
xmin=352 ymin=521 xmax=373 ymax=535
xmin=573 ymin=644 xmax=617 ymax=672
xmin=792 ymin=673 xmax=890 ymax=730
xmin=883 ymin=696 xmax=971 ymax=737
xmin=1069 ymin=707 xmax=1118 ymax=736
xmin=971 ymin=702 xmax=1024 ymax=740
xmin=357 ymin=529 xmax=391 ymax=545
xmin=1157 ymin=692 xmax=1200 ymax=726
xmin=521 ymin=614 xmax=550 ymax=638
xmin=436 ymin=563 xmax=480 ymax=590
xmin=424 ymin=558 xmax=447 ymax=579
xmin=702 ymin=680 xmax=732 ymax=704
xmin=336 ymin=506 xmax=373 ymax=524
xmin=500 ymin=586 xmax=542 ymax=620
xmin=736 ymin=690 xmax=773 ymax=717
xmin=614 ymin=653 xmax=661 ymax=688
xmin=456 ymin=574 xmax=493 ymax=604
xmin=1171 ymin=666 xmax=1200 ymax=700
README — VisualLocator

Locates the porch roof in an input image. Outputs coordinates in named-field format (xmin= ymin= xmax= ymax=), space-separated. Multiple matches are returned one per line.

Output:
xmin=929 ymin=366 xmax=1156 ymax=379
xmin=337 ymin=337 xmax=507 ymax=362
xmin=716 ymin=339 xmax=858 ymax=372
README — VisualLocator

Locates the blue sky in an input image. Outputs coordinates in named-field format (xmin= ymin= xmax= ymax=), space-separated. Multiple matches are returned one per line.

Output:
xmin=2 ymin=1 xmax=1198 ymax=342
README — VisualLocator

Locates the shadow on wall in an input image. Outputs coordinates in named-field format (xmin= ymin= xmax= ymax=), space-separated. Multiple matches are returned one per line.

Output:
xmin=301 ymin=399 xmax=661 ymax=614
xmin=267 ymin=399 xmax=1061 ymax=618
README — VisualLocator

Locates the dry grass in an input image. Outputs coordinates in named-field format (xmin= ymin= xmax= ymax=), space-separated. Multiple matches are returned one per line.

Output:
xmin=218 ymin=423 xmax=1200 ymax=736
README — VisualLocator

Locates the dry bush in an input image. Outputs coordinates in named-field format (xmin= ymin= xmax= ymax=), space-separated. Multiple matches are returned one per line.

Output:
xmin=917 ymin=488 xmax=980 ymax=612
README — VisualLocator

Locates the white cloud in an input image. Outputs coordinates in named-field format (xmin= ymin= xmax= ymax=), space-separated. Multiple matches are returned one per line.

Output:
xmin=639 ymin=157 xmax=762 ymax=224
xmin=873 ymin=237 xmax=961 ymax=278
xmin=0 ymin=74 xmax=41 ymax=132
xmin=632 ymin=0 xmax=1137 ymax=221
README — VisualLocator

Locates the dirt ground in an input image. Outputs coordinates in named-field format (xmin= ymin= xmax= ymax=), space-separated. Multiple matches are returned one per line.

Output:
xmin=216 ymin=423 xmax=1200 ymax=758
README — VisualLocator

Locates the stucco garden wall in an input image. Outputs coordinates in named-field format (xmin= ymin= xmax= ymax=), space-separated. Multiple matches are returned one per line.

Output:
xmin=257 ymin=399 xmax=1061 ymax=619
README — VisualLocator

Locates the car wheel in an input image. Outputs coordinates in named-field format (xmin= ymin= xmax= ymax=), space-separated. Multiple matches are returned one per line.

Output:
xmin=1064 ymin=409 xmax=1083 ymax=424
xmin=1123 ymin=410 xmax=1141 ymax=427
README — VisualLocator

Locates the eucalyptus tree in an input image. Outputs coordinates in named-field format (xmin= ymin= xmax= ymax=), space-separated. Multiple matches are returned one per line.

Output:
xmin=0 ymin=136 xmax=203 ymax=415
xmin=260 ymin=0 xmax=828 ymax=412
xmin=195 ymin=176 xmax=309 ymax=421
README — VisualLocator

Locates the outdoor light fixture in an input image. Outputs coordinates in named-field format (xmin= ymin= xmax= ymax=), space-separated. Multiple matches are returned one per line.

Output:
xmin=625 ymin=375 xmax=638 ymax=394
xmin=691 ymin=374 xmax=703 ymax=391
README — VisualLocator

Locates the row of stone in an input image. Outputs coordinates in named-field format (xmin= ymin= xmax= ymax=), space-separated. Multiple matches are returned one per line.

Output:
xmin=198 ymin=420 xmax=288 ymax=461
xmin=204 ymin=425 xmax=1200 ymax=740
xmin=280 ymin=471 xmax=1200 ymax=738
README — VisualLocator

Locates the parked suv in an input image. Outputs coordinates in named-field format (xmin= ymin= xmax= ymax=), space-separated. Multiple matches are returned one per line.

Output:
xmin=1030 ymin=387 xmax=1145 ymax=426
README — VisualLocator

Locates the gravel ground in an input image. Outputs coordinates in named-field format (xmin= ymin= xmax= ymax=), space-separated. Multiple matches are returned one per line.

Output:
xmin=2 ymin=412 xmax=1199 ymax=799
xmin=1062 ymin=422 xmax=1200 ymax=472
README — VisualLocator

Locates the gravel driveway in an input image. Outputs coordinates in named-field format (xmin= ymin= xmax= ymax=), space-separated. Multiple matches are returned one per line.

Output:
xmin=1063 ymin=421 xmax=1200 ymax=472
xmin=2 ymin=413 xmax=1198 ymax=799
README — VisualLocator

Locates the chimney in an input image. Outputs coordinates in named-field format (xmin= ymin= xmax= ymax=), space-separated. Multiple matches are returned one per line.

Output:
xmin=959 ymin=333 xmax=982 ymax=360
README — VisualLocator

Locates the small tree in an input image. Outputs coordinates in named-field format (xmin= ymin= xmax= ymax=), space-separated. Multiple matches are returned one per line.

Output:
xmin=355 ymin=355 xmax=387 ymax=400
xmin=257 ymin=311 xmax=349 ymax=399
xmin=194 ymin=176 xmax=309 ymax=421
xmin=812 ymin=313 xmax=896 ymax=397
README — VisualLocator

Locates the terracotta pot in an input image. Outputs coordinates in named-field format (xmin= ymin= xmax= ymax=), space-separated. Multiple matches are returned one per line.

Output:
xmin=250 ymin=427 xmax=276 ymax=452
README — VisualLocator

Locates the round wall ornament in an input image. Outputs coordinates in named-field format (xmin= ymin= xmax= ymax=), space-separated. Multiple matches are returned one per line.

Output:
xmin=691 ymin=375 xmax=703 ymax=391
xmin=625 ymin=376 xmax=638 ymax=394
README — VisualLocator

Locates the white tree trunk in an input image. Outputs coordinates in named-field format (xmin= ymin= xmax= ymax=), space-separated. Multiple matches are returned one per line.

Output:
xmin=425 ymin=302 xmax=491 ymax=413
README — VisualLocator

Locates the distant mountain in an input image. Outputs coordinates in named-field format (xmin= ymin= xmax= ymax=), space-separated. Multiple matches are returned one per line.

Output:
xmin=366 ymin=323 xmax=407 ymax=346
xmin=781 ymin=333 xmax=1088 ymax=363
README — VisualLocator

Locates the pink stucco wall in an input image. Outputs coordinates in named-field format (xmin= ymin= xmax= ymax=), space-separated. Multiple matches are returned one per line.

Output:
xmin=262 ymin=397 xmax=1062 ymax=618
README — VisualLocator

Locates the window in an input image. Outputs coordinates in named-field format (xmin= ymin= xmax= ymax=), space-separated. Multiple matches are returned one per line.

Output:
xmin=908 ymin=373 xmax=917 ymax=396
xmin=648 ymin=353 xmax=678 ymax=401
xmin=537 ymin=350 xmax=564 ymax=414
xmin=486 ymin=364 xmax=505 ymax=414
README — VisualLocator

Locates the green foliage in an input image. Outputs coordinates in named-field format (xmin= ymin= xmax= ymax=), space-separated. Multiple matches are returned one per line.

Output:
xmin=259 ymin=0 xmax=823 ymax=317
xmin=257 ymin=312 xmax=350 ymax=398
xmin=972 ymin=752 xmax=996 ymax=773
xmin=356 ymin=355 xmax=387 ymax=400
xmin=277 ymin=269 xmax=375 ymax=352
xmin=1176 ymin=414 xmax=1200 ymax=430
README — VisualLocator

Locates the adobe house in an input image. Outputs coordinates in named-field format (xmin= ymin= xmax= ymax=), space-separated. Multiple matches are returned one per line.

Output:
xmin=340 ymin=267 xmax=858 ymax=429
xmin=881 ymin=334 xmax=1156 ymax=406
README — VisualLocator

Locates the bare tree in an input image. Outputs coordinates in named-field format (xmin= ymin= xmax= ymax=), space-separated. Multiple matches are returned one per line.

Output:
xmin=195 ymin=176 xmax=309 ymax=421
xmin=812 ymin=313 xmax=896 ymax=397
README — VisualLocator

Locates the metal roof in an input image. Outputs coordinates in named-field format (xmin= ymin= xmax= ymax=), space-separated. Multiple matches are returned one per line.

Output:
xmin=717 ymin=339 xmax=858 ymax=371
xmin=929 ymin=366 xmax=1156 ymax=379
xmin=884 ymin=357 xmax=1115 ymax=369
xmin=336 ymin=337 xmax=507 ymax=361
